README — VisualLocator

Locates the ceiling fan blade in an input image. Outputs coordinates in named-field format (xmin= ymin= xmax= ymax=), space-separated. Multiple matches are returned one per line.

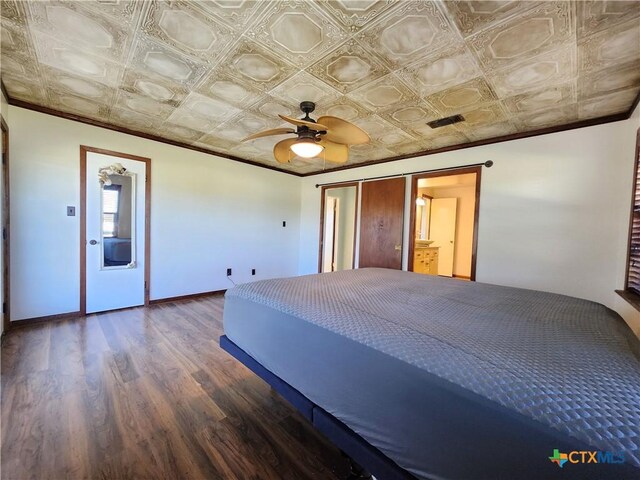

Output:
xmin=318 ymin=139 xmax=349 ymax=164
xmin=316 ymin=116 xmax=370 ymax=145
xmin=242 ymin=128 xmax=295 ymax=142
xmin=273 ymin=138 xmax=297 ymax=164
xmin=278 ymin=114 xmax=328 ymax=131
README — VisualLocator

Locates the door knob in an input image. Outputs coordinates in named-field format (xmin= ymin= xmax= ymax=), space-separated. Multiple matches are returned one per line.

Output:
xmin=394 ymin=244 xmax=401 ymax=251
xmin=89 ymin=239 xmax=99 ymax=245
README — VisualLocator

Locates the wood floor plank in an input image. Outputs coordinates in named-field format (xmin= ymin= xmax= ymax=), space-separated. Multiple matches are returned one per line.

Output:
xmin=1 ymin=295 xmax=348 ymax=479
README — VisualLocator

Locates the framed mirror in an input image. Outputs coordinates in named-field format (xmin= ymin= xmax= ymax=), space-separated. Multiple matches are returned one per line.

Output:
xmin=100 ymin=171 xmax=136 ymax=269
xmin=319 ymin=183 xmax=359 ymax=273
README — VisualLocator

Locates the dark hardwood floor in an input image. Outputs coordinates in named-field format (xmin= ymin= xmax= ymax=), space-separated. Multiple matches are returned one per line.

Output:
xmin=1 ymin=295 xmax=350 ymax=480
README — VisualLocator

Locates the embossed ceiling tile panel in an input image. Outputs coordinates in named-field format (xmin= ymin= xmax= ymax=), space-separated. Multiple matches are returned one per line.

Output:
xmin=316 ymin=0 xmax=398 ymax=33
xmin=578 ymin=59 xmax=640 ymax=100
xmin=577 ymin=0 xmax=640 ymax=38
xmin=247 ymin=0 xmax=348 ymax=68
xmin=32 ymin=31 xmax=124 ymax=87
xmin=468 ymin=2 xmax=574 ymax=70
xmin=352 ymin=114 xmax=398 ymax=139
xmin=1 ymin=17 xmax=36 ymax=55
xmin=397 ymin=44 xmax=482 ymax=98
xmin=249 ymin=95 xmax=300 ymax=120
xmin=578 ymin=88 xmax=640 ymax=120
xmin=423 ymin=131 xmax=470 ymax=150
xmin=307 ymin=39 xmax=389 ymax=94
xmin=1 ymin=73 xmax=49 ymax=104
xmin=165 ymin=108 xmax=219 ymax=134
xmin=49 ymin=92 xmax=111 ymax=119
xmin=74 ymin=0 xmax=144 ymax=27
xmin=140 ymin=0 xmax=236 ymax=64
xmin=378 ymin=100 xmax=438 ymax=132
xmin=322 ymin=95 xmax=370 ymax=121
xmin=409 ymin=122 xmax=462 ymax=141
xmin=28 ymin=1 xmax=133 ymax=63
xmin=514 ymin=104 xmax=578 ymax=130
xmin=158 ymin=122 xmax=205 ymax=143
xmin=270 ymin=71 xmax=341 ymax=106
xmin=349 ymin=142 xmax=395 ymax=161
xmin=357 ymin=0 xmax=459 ymax=69
xmin=43 ymin=67 xmax=117 ymax=106
xmin=194 ymin=0 xmax=268 ymax=29
xmin=0 ymin=48 xmax=42 ymax=79
xmin=391 ymin=139 xmax=430 ymax=156
xmin=487 ymin=45 xmax=576 ymax=97
xmin=578 ymin=18 xmax=640 ymax=74
xmin=195 ymin=134 xmax=241 ymax=152
xmin=179 ymin=91 xmax=241 ymax=123
xmin=120 ymin=68 xmax=188 ymax=106
xmin=211 ymin=111 xmax=282 ymax=144
xmin=213 ymin=38 xmax=297 ymax=92
xmin=444 ymin=1 xmax=541 ymax=37
xmin=463 ymin=121 xmax=518 ymax=142
xmin=0 ymin=0 xmax=27 ymax=24
xmin=347 ymin=72 xmax=419 ymax=112
xmin=114 ymin=90 xmax=176 ymax=120
xmin=424 ymin=77 xmax=497 ymax=115
xmin=195 ymin=69 xmax=265 ymax=109
xmin=452 ymin=102 xmax=508 ymax=128
xmin=109 ymin=106 xmax=163 ymax=132
xmin=128 ymin=35 xmax=209 ymax=87
xmin=355 ymin=114 xmax=417 ymax=147
xmin=502 ymin=81 xmax=576 ymax=115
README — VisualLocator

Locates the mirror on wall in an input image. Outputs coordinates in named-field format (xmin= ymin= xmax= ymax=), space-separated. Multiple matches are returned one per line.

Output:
xmin=320 ymin=184 xmax=358 ymax=273
xmin=101 ymin=173 xmax=136 ymax=269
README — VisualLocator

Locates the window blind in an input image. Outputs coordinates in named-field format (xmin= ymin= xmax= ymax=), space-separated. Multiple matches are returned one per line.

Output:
xmin=627 ymin=134 xmax=640 ymax=295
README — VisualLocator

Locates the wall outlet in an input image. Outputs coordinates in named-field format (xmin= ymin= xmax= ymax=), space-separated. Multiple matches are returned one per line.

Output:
xmin=226 ymin=268 xmax=232 ymax=276
xmin=251 ymin=269 xmax=256 ymax=276
xmin=67 ymin=206 xmax=76 ymax=216
xmin=282 ymin=221 xmax=286 ymax=227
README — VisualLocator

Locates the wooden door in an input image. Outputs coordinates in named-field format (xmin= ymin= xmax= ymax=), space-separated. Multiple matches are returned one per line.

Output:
xmin=359 ymin=177 xmax=405 ymax=269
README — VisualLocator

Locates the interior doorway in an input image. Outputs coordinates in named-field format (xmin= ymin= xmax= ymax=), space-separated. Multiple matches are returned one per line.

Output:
xmin=80 ymin=146 xmax=151 ymax=314
xmin=319 ymin=183 xmax=358 ymax=273
xmin=409 ymin=167 xmax=482 ymax=280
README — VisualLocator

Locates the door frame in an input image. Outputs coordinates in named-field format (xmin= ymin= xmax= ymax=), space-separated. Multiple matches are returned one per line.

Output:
xmin=80 ymin=145 xmax=151 ymax=315
xmin=408 ymin=166 xmax=482 ymax=281
xmin=318 ymin=182 xmax=359 ymax=273
xmin=1 ymin=116 xmax=10 ymax=333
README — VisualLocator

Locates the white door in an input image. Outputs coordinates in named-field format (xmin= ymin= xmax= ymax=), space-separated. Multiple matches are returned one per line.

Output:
xmin=430 ymin=198 xmax=457 ymax=277
xmin=86 ymin=152 xmax=146 ymax=314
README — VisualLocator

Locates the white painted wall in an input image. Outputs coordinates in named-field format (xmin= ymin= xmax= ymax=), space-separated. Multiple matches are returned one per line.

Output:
xmin=299 ymin=119 xmax=640 ymax=335
xmin=9 ymin=106 xmax=300 ymax=321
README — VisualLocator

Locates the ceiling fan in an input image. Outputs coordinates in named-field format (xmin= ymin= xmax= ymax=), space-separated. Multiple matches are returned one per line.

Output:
xmin=242 ymin=101 xmax=370 ymax=164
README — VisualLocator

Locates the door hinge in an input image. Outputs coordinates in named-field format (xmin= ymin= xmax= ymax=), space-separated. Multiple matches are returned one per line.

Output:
xmin=2 ymin=228 xmax=6 ymax=241
xmin=2 ymin=302 xmax=6 ymax=314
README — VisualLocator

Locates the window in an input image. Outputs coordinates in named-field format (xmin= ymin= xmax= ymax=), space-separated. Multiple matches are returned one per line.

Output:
xmin=102 ymin=185 xmax=120 ymax=238
xmin=624 ymin=129 xmax=640 ymax=302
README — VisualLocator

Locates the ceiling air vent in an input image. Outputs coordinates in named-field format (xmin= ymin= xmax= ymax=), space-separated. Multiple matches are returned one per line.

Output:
xmin=427 ymin=114 xmax=465 ymax=129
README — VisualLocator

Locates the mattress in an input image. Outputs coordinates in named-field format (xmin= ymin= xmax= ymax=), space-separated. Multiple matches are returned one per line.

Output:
xmin=223 ymin=268 xmax=640 ymax=479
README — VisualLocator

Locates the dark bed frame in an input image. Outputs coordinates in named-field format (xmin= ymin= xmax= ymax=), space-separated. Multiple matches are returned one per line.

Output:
xmin=219 ymin=335 xmax=417 ymax=480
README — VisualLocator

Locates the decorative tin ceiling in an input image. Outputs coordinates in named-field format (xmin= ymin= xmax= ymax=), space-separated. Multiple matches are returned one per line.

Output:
xmin=1 ymin=0 xmax=639 ymax=175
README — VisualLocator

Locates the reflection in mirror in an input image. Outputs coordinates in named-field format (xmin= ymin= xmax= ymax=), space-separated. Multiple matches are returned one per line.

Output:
xmin=101 ymin=173 xmax=136 ymax=269
xmin=415 ymin=195 xmax=432 ymax=240
xmin=321 ymin=185 xmax=358 ymax=272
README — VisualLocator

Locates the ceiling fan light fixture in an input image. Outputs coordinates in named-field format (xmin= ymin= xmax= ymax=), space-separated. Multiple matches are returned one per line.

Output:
xmin=290 ymin=139 xmax=324 ymax=158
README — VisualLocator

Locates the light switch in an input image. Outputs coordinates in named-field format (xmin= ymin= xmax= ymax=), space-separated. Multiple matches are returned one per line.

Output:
xmin=67 ymin=206 xmax=76 ymax=216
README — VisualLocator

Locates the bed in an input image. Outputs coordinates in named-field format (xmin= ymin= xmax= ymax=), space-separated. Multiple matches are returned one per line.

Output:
xmin=220 ymin=268 xmax=640 ymax=480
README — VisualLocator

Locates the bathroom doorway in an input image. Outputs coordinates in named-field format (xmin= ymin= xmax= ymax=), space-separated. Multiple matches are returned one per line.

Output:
xmin=318 ymin=183 xmax=359 ymax=273
xmin=409 ymin=167 xmax=481 ymax=280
